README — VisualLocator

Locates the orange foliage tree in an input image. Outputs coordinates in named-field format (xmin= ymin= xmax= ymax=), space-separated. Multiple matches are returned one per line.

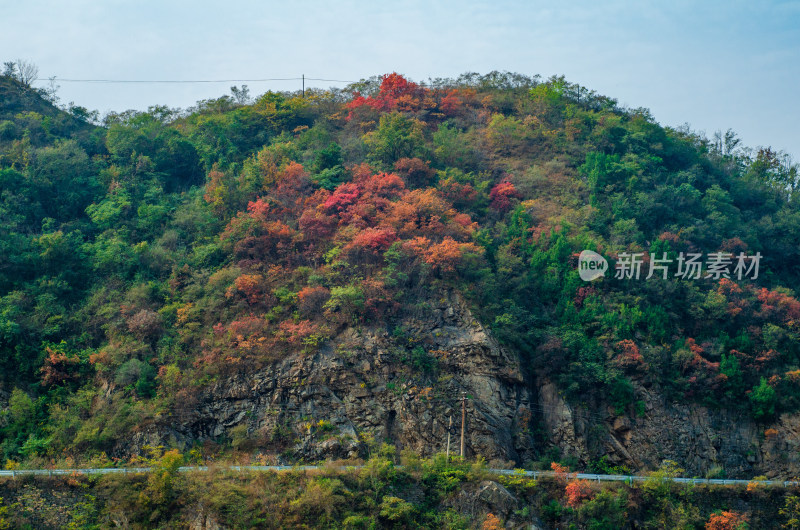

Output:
xmin=564 ymin=479 xmax=594 ymax=508
xmin=705 ymin=510 xmax=749 ymax=530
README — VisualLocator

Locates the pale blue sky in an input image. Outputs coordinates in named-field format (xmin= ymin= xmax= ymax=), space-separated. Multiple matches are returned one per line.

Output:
xmin=2 ymin=0 xmax=798 ymax=158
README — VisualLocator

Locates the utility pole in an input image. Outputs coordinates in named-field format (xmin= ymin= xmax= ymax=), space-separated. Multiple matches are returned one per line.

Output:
xmin=446 ymin=415 xmax=452 ymax=460
xmin=302 ymin=74 xmax=305 ymax=98
xmin=460 ymin=392 xmax=466 ymax=458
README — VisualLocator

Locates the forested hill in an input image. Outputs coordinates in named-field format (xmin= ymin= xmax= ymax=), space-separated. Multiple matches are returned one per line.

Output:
xmin=0 ymin=71 xmax=799 ymax=471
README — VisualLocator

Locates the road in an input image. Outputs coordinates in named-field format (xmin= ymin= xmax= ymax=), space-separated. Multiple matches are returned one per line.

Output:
xmin=1 ymin=465 xmax=798 ymax=488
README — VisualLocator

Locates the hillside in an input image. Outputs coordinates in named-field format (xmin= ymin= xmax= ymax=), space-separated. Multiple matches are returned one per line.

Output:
xmin=1 ymin=70 xmax=799 ymax=490
xmin=2 ymin=458 xmax=798 ymax=528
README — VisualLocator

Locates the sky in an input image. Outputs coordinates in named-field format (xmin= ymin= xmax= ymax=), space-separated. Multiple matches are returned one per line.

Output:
xmin=1 ymin=0 xmax=798 ymax=158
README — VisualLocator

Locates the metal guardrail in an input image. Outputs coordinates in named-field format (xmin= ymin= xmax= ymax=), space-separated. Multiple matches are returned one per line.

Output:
xmin=487 ymin=469 xmax=800 ymax=488
xmin=1 ymin=465 xmax=798 ymax=487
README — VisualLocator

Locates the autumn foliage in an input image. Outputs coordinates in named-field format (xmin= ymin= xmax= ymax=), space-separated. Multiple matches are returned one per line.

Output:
xmin=705 ymin=510 xmax=749 ymax=530
xmin=40 ymin=345 xmax=82 ymax=386
xmin=346 ymin=73 xmax=424 ymax=118
xmin=6 ymin=67 xmax=800 ymax=477
xmin=489 ymin=180 xmax=520 ymax=212
xmin=564 ymin=479 xmax=594 ymax=508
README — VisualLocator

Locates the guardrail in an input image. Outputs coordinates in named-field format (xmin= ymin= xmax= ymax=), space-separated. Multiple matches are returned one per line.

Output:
xmin=488 ymin=469 xmax=800 ymax=488
xmin=1 ymin=466 xmax=798 ymax=488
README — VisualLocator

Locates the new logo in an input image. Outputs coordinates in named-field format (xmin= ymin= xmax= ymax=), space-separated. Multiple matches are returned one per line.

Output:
xmin=578 ymin=250 xmax=608 ymax=281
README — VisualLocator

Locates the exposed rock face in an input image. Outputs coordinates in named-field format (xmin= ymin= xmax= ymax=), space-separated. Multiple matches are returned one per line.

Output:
xmin=446 ymin=480 xmax=547 ymax=529
xmin=125 ymin=291 xmax=536 ymax=464
xmin=538 ymin=378 xmax=800 ymax=478
xmin=116 ymin=290 xmax=800 ymax=479
xmin=447 ymin=480 xmax=519 ymax=523
xmin=186 ymin=505 xmax=223 ymax=530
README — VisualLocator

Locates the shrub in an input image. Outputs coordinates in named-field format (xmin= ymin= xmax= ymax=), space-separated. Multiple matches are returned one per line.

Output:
xmin=705 ymin=510 xmax=749 ymax=530
xmin=379 ymin=496 xmax=415 ymax=524
xmin=750 ymin=378 xmax=777 ymax=420
xmin=564 ymin=479 xmax=594 ymax=508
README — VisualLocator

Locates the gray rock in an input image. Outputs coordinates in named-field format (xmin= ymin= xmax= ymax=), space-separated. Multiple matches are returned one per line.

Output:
xmin=116 ymin=290 xmax=536 ymax=464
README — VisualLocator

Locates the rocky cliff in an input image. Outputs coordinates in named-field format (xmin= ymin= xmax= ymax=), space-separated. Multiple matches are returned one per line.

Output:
xmin=539 ymin=378 xmax=800 ymax=478
xmin=123 ymin=290 xmax=536 ymax=465
xmin=118 ymin=290 xmax=800 ymax=479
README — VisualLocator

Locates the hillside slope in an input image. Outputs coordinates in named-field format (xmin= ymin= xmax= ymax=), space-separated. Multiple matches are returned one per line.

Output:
xmin=0 ymin=71 xmax=799 ymax=479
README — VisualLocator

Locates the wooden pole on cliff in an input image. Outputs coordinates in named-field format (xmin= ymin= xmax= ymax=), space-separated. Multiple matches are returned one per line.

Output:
xmin=446 ymin=415 xmax=452 ymax=460
xmin=460 ymin=392 xmax=466 ymax=458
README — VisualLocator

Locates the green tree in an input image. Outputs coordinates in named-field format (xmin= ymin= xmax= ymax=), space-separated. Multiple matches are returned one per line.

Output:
xmin=750 ymin=378 xmax=777 ymax=420
xmin=364 ymin=112 xmax=427 ymax=169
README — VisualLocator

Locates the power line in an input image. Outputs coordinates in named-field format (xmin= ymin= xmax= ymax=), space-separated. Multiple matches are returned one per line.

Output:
xmin=306 ymin=77 xmax=360 ymax=83
xmin=32 ymin=76 xmax=357 ymax=84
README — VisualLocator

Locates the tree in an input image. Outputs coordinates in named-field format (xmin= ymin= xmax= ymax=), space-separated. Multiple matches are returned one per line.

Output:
xmin=40 ymin=343 xmax=82 ymax=386
xmin=127 ymin=309 xmax=163 ymax=342
xmin=312 ymin=143 xmax=347 ymax=190
xmin=489 ymin=180 xmax=521 ymax=213
xmin=324 ymin=285 xmax=365 ymax=321
xmin=705 ymin=510 xmax=749 ymax=530
xmin=145 ymin=448 xmax=185 ymax=508
xmin=780 ymin=495 xmax=800 ymax=529
xmin=297 ymin=286 xmax=330 ymax=317
xmin=564 ymin=479 xmax=594 ymax=508
xmin=482 ymin=513 xmax=502 ymax=530
xmin=345 ymin=72 xmax=423 ymax=119
xmin=3 ymin=60 xmax=38 ymax=86
xmin=8 ymin=389 xmax=35 ymax=431
xmin=2 ymin=62 xmax=17 ymax=78
xmin=379 ymin=496 xmax=415 ymax=524
xmin=14 ymin=60 xmax=38 ymax=86
xmin=394 ymin=157 xmax=435 ymax=188
xmin=364 ymin=113 xmax=427 ymax=169
xmin=749 ymin=377 xmax=777 ymax=420
xmin=230 ymin=84 xmax=251 ymax=105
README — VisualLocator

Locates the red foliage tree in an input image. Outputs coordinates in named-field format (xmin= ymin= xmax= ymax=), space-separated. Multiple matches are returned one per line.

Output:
xmin=299 ymin=205 xmax=337 ymax=242
xmin=489 ymin=180 xmax=521 ymax=213
xmin=615 ymin=339 xmax=646 ymax=370
xmin=439 ymin=89 xmax=464 ymax=116
xmin=481 ymin=513 xmax=502 ymax=530
xmin=564 ymin=479 xmax=594 ymax=508
xmin=297 ymin=286 xmax=331 ymax=317
xmin=127 ymin=309 xmax=163 ymax=342
xmin=247 ymin=197 xmax=271 ymax=220
xmin=573 ymin=286 xmax=596 ymax=308
xmin=403 ymin=236 xmax=482 ymax=273
xmin=439 ymin=179 xmax=478 ymax=210
xmin=345 ymin=73 xmax=423 ymax=119
xmin=202 ymin=315 xmax=269 ymax=364
xmin=359 ymin=171 xmax=406 ymax=199
xmin=394 ymin=157 xmax=435 ymax=188
xmin=40 ymin=345 xmax=82 ymax=386
xmin=275 ymin=319 xmax=319 ymax=345
xmin=346 ymin=227 xmax=398 ymax=253
xmin=685 ymin=338 xmax=720 ymax=373
xmin=234 ymin=220 xmax=297 ymax=266
xmin=361 ymin=277 xmax=401 ymax=318
xmin=231 ymin=274 xmax=264 ymax=305
xmin=274 ymin=162 xmax=312 ymax=213
xmin=756 ymin=287 xmax=800 ymax=323
xmin=550 ymin=462 xmax=573 ymax=484
xmin=324 ymin=183 xmax=361 ymax=214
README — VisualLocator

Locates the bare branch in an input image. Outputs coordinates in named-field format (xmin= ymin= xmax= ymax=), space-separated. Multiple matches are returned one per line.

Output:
xmin=15 ymin=59 xmax=38 ymax=86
